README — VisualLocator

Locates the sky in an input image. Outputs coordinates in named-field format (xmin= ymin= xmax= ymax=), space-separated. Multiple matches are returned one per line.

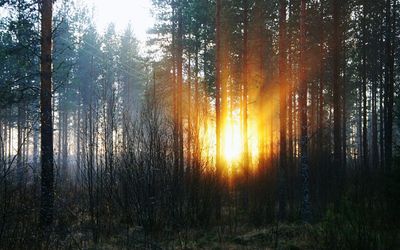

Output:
xmin=84 ymin=0 xmax=155 ymax=44
xmin=1 ymin=0 xmax=155 ymax=44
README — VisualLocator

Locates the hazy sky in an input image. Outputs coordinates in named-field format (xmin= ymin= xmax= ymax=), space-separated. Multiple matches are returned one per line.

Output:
xmin=85 ymin=0 xmax=155 ymax=44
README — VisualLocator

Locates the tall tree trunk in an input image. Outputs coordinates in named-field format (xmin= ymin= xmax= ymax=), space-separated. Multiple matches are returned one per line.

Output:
xmin=379 ymin=31 xmax=385 ymax=169
xmin=76 ymin=108 xmax=81 ymax=182
xmin=17 ymin=103 xmax=23 ymax=184
xmin=88 ymin=55 xmax=97 ymax=243
xmin=340 ymin=5 xmax=348 ymax=179
xmin=177 ymin=2 xmax=183 ymax=173
xmin=215 ymin=0 xmax=222 ymax=219
xmin=187 ymin=53 xmax=192 ymax=171
xmin=242 ymin=0 xmax=250 ymax=208
xmin=287 ymin=0 xmax=294 ymax=168
xmin=193 ymin=42 xmax=200 ymax=219
xmin=57 ymin=105 xmax=61 ymax=172
xmin=33 ymin=121 xmax=39 ymax=181
xmin=287 ymin=0 xmax=295 ymax=215
xmin=194 ymin=41 xmax=200 ymax=167
xmin=171 ymin=1 xmax=179 ymax=214
xmin=7 ymin=109 xmax=11 ymax=166
xmin=358 ymin=86 xmax=363 ymax=164
xmin=62 ymin=108 xmax=68 ymax=177
xmin=384 ymin=0 xmax=394 ymax=172
xmin=300 ymin=0 xmax=311 ymax=223
xmin=362 ymin=1 xmax=368 ymax=171
xmin=332 ymin=0 xmax=342 ymax=173
xmin=0 ymin=122 xmax=3 ymax=170
xmin=39 ymin=0 xmax=54 ymax=231
xmin=278 ymin=0 xmax=287 ymax=221
xmin=341 ymin=39 xmax=347 ymax=173
xmin=317 ymin=0 xmax=325 ymax=208
xmin=371 ymin=39 xmax=379 ymax=170
xmin=176 ymin=2 xmax=184 ymax=217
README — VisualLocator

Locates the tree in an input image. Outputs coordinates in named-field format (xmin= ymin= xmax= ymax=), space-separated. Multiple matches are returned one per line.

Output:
xmin=278 ymin=0 xmax=287 ymax=221
xmin=299 ymin=0 xmax=311 ymax=223
xmin=242 ymin=0 xmax=250 ymax=209
xmin=362 ymin=0 xmax=368 ymax=171
xmin=332 ymin=0 xmax=342 ymax=174
xmin=384 ymin=0 xmax=394 ymax=171
xmin=215 ymin=0 xmax=222 ymax=219
xmin=39 ymin=0 xmax=54 ymax=231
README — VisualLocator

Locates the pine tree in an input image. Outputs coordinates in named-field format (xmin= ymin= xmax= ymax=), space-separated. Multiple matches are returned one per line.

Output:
xmin=39 ymin=0 xmax=54 ymax=231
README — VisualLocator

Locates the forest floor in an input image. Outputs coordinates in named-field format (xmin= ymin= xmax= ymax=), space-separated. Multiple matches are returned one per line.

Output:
xmin=87 ymin=223 xmax=316 ymax=249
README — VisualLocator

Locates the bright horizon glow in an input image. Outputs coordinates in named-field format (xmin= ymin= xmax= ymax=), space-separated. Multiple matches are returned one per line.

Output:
xmin=224 ymin=116 xmax=242 ymax=162
xmin=84 ymin=0 xmax=154 ymax=45
xmin=200 ymin=107 xmax=260 ymax=170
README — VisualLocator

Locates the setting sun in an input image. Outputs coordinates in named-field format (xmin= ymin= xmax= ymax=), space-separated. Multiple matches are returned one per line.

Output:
xmin=205 ymin=108 xmax=261 ymax=167
xmin=223 ymin=120 xmax=242 ymax=162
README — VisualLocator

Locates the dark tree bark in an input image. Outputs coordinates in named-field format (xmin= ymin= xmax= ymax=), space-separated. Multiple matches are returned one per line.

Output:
xmin=177 ymin=1 xmax=184 ymax=214
xmin=278 ymin=0 xmax=287 ymax=221
xmin=192 ymin=40 xmax=200 ymax=219
xmin=17 ymin=103 xmax=23 ymax=184
xmin=332 ymin=0 xmax=342 ymax=171
xmin=300 ymin=0 xmax=311 ymax=223
xmin=62 ymin=108 xmax=68 ymax=176
xmin=76 ymin=108 xmax=81 ymax=181
xmin=215 ymin=0 xmax=222 ymax=219
xmin=362 ymin=1 xmax=368 ymax=171
xmin=358 ymin=83 xmax=363 ymax=164
xmin=371 ymin=21 xmax=379 ymax=170
xmin=33 ymin=121 xmax=39 ymax=180
xmin=57 ymin=103 xmax=61 ymax=170
xmin=287 ymin=0 xmax=296 ymax=215
xmin=242 ymin=0 xmax=250 ymax=208
xmin=187 ymin=53 xmax=192 ymax=171
xmin=379 ymin=42 xmax=385 ymax=169
xmin=341 ymin=39 xmax=347 ymax=172
xmin=384 ymin=0 xmax=394 ymax=172
xmin=39 ymin=0 xmax=54 ymax=231
xmin=317 ymin=0 xmax=326 ymax=207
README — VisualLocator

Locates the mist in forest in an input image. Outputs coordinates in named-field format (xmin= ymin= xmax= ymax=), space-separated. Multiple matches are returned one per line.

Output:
xmin=0 ymin=0 xmax=399 ymax=249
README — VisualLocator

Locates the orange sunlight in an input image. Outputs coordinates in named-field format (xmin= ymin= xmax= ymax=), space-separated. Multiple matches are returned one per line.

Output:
xmin=198 ymin=107 xmax=261 ymax=171
xmin=223 ymin=111 xmax=242 ymax=162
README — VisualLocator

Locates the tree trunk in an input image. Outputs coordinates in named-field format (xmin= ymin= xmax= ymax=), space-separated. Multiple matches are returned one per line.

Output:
xmin=33 ymin=121 xmax=39 ymax=181
xmin=187 ymin=53 xmax=192 ymax=171
xmin=332 ymin=0 xmax=342 ymax=173
xmin=242 ymin=0 xmax=250 ymax=209
xmin=17 ymin=103 xmax=23 ymax=184
xmin=76 ymin=108 xmax=81 ymax=182
xmin=39 ymin=0 xmax=54 ymax=231
xmin=215 ymin=0 xmax=222 ymax=219
xmin=177 ymin=2 xmax=184 ymax=215
xmin=300 ymin=0 xmax=311 ymax=223
xmin=341 ymin=38 xmax=347 ymax=173
xmin=362 ymin=1 xmax=368 ymax=171
xmin=371 ymin=38 xmax=379 ymax=170
xmin=379 ymin=35 xmax=385 ymax=169
xmin=62 ymin=108 xmax=68 ymax=177
xmin=278 ymin=0 xmax=287 ymax=221
xmin=317 ymin=0 xmax=325 ymax=208
xmin=384 ymin=0 xmax=394 ymax=172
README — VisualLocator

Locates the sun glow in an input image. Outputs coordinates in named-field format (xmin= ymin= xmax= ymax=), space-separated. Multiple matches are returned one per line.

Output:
xmin=223 ymin=120 xmax=242 ymax=162
xmin=197 ymin=110 xmax=261 ymax=169
xmin=219 ymin=108 xmax=260 ymax=167
xmin=82 ymin=0 xmax=154 ymax=44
